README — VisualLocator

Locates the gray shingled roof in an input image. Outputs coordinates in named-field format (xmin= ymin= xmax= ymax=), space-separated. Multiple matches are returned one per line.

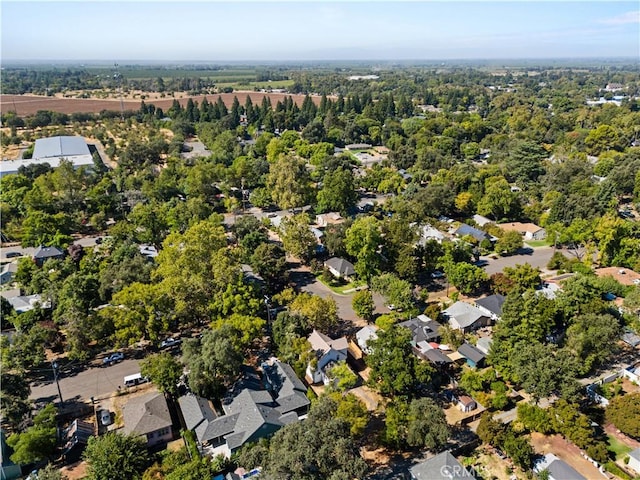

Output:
xmin=546 ymin=458 xmax=586 ymax=480
xmin=475 ymin=294 xmax=506 ymax=316
xmin=324 ymin=257 xmax=356 ymax=277
xmin=409 ymin=451 xmax=471 ymax=479
xmin=264 ymin=361 xmax=310 ymax=415
xmin=422 ymin=347 xmax=453 ymax=365
xmin=33 ymin=246 xmax=65 ymax=259
xmin=122 ymin=392 xmax=172 ymax=437
xmin=443 ymin=302 xmax=488 ymax=330
xmin=178 ymin=394 xmax=217 ymax=431
xmin=399 ymin=315 xmax=442 ymax=343
xmin=458 ymin=343 xmax=486 ymax=364
xmin=454 ymin=224 xmax=491 ymax=243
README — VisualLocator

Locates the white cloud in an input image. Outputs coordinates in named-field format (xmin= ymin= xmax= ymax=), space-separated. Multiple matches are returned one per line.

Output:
xmin=599 ymin=10 xmax=640 ymax=25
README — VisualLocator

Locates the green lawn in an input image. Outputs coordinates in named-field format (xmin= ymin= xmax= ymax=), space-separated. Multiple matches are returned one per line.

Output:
xmin=316 ymin=276 xmax=364 ymax=295
xmin=607 ymin=434 xmax=632 ymax=460
xmin=525 ymin=239 xmax=551 ymax=248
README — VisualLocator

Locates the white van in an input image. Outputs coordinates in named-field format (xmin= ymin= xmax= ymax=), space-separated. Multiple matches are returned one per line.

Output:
xmin=124 ymin=373 xmax=148 ymax=387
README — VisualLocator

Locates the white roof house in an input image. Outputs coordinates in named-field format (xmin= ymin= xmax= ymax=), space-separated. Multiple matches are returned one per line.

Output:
xmin=0 ymin=136 xmax=95 ymax=177
xmin=356 ymin=325 xmax=379 ymax=354
xmin=443 ymin=301 xmax=491 ymax=333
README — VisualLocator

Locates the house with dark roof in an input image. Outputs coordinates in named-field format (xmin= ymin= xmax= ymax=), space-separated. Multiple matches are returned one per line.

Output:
xmin=399 ymin=314 xmax=442 ymax=344
xmin=324 ymin=257 xmax=356 ymax=280
xmin=457 ymin=343 xmax=486 ymax=368
xmin=33 ymin=245 xmax=65 ymax=267
xmin=122 ymin=391 xmax=173 ymax=447
xmin=443 ymin=302 xmax=491 ymax=333
xmin=409 ymin=450 xmax=475 ymax=479
xmin=534 ymin=453 xmax=586 ymax=480
xmin=475 ymin=294 xmax=506 ymax=321
xmin=306 ymin=330 xmax=349 ymax=384
xmin=454 ymin=224 xmax=493 ymax=243
xmin=180 ymin=361 xmax=309 ymax=459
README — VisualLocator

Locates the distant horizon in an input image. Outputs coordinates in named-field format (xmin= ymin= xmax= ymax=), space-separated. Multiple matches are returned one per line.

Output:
xmin=2 ymin=56 xmax=638 ymax=68
xmin=2 ymin=2 xmax=639 ymax=62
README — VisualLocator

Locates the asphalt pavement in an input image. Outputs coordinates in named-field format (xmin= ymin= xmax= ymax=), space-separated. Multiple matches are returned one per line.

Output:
xmin=30 ymin=358 xmax=141 ymax=405
xmin=480 ymin=246 xmax=559 ymax=276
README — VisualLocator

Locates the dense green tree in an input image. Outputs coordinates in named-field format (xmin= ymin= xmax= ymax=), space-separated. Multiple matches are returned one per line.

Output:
xmin=406 ymin=397 xmax=450 ymax=450
xmin=140 ymin=353 xmax=183 ymax=397
xmin=495 ymin=229 xmax=524 ymax=255
xmin=606 ymin=393 xmax=640 ymax=440
xmin=345 ymin=216 xmax=383 ymax=280
xmin=352 ymin=289 xmax=375 ymax=321
xmin=366 ymin=325 xmax=433 ymax=397
xmin=370 ymin=272 xmax=414 ymax=312
xmin=266 ymin=155 xmax=311 ymax=210
xmin=565 ymin=313 xmax=620 ymax=374
xmin=84 ymin=432 xmax=151 ymax=480
xmin=250 ymin=242 xmax=288 ymax=289
xmin=503 ymin=263 xmax=542 ymax=292
xmin=316 ymin=167 xmax=358 ymax=215
xmin=289 ymin=292 xmax=338 ymax=331
xmin=182 ymin=326 xmax=243 ymax=399
xmin=255 ymin=396 xmax=368 ymax=480
xmin=0 ymin=372 xmax=31 ymax=431
xmin=280 ymin=213 xmax=317 ymax=264
xmin=444 ymin=262 xmax=488 ymax=295
xmin=7 ymin=404 xmax=57 ymax=465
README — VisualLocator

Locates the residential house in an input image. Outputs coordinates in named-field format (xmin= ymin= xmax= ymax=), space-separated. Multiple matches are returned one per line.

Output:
xmin=356 ymin=325 xmax=379 ymax=355
xmin=475 ymin=294 xmax=506 ymax=321
xmin=315 ymin=212 xmax=344 ymax=227
xmin=345 ymin=143 xmax=372 ymax=150
xmin=534 ymin=454 xmax=586 ymax=480
xmin=122 ymin=391 xmax=173 ymax=447
xmin=499 ymin=222 xmax=546 ymax=241
xmin=33 ymin=245 xmax=65 ymax=267
xmin=181 ymin=361 xmax=309 ymax=459
xmin=472 ymin=214 xmax=492 ymax=227
xmin=454 ymin=224 xmax=493 ymax=244
xmin=457 ymin=343 xmax=486 ymax=369
xmin=475 ymin=337 xmax=493 ymax=356
xmin=628 ymin=447 xmax=640 ymax=475
xmin=621 ymin=329 xmax=640 ymax=348
xmin=409 ymin=450 xmax=475 ymax=479
xmin=0 ymin=263 xmax=17 ymax=285
xmin=420 ymin=346 xmax=454 ymax=367
xmin=537 ymin=281 xmax=561 ymax=300
xmin=594 ymin=267 xmax=640 ymax=287
xmin=399 ymin=314 xmax=443 ymax=344
xmin=60 ymin=419 xmax=94 ymax=463
xmin=7 ymin=293 xmax=51 ymax=314
xmin=324 ymin=257 xmax=356 ymax=280
xmin=306 ymin=330 xmax=348 ymax=385
xmin=443 ymin=302 xmax=491 ymax=333
xmin=456 ymin=394 xmax=477 ymax=413
xmin=416 ymin=224 xmax=445 ymax=245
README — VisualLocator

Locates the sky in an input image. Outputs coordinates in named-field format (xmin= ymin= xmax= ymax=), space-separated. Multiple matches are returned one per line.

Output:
xmin=1 ymin=1 xmax=639 ymax=62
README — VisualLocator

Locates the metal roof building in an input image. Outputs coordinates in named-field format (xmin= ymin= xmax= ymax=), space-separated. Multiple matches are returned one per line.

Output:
xmin=0 ymin=136 xmax=94 ymax=177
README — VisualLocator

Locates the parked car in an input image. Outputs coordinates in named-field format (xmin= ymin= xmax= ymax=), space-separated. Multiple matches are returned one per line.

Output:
xmin=5 ymin=251 xmax=21 ymax=258
xmin=430 ymin=270 xmax=445 ymax=279
xmin=103 ymin=352 xmax=125 ymax=365
xmin=100 ymin=409 xmax=112 ymax=426
xmin=159 ymin=337 xmax=181 ymax=349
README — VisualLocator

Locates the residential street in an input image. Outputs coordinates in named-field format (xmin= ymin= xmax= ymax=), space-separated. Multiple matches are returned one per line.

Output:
xmin=480 ymin=246 xmax=558 ymax=276
xmin=30 ymin=358 xmax=141 ymax=405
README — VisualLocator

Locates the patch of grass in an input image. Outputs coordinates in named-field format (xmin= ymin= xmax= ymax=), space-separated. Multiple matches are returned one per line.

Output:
xmin=607 ymin=434 xmax=633 ymax=460
xmin=525 ymin=239 xmax=551 ymax=248
xmin=604 ymin=460 xmax=632 ymax=480
xmin=316 ymin=276 xmax=364 ymax=294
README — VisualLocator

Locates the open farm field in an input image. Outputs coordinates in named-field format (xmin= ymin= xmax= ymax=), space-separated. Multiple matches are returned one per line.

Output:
xmin=0 ymin=91 xmax=320 ymax=116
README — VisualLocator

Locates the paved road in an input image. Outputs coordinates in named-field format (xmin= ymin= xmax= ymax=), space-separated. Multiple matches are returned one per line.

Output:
xmin=480 ymin=246 xmax=561 ymax=276
xmin=30 ymin=358 xmax=141 ymax=404
xmin=1 ymin=235 xmax=104 ymax=261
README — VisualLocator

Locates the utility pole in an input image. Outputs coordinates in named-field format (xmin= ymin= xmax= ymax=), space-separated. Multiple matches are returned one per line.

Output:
xmin=52 ymin=361 xmax=64 ymax=405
